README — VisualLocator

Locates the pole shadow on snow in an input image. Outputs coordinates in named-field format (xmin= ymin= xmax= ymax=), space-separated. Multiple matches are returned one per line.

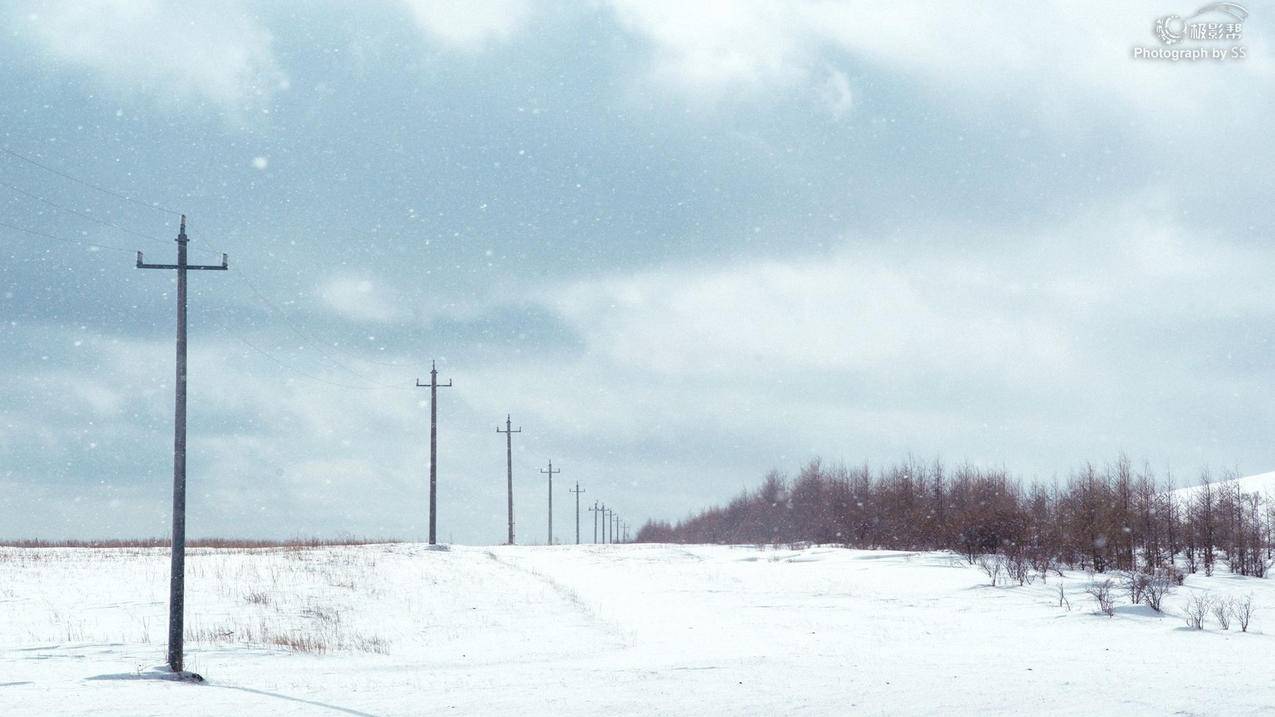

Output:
xmin=86 ymin=672 xmax=382 ymax=717
xmin=207 ymin=684 xmax=383 ymax=717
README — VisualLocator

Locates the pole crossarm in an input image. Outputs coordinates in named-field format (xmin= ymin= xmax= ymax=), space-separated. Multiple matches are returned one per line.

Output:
xmin=137 ymin=252 xmax=227 ymax=271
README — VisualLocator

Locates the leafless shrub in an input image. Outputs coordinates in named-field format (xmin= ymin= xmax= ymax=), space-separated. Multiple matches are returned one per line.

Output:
xmin=1211 ymin=597 xmax=1233 ymax=630
xmin=977 ymin=554 xmax=1002 ymax=586
xmin=1057 ymin=583 xmax=1071 ymax=611
xmin=1122 ymin=572 xmax=1149 ymax=604
xmin=1142 ymin=574 xmax=1173 ymax=612
xmin=243 ymin=591 xmax=270 ymax=606
xmin=1183 ymin=594 xmax=1211 ymax=630
xmin=1233 ymin=594 xmax=1256 ymax=632
xmin=1002 ymin=550 xmax=1034 ymax=586
xmin=1086 ymin=579 xmax=1115 ymax=617
xmin=1032 ymin=555 xmax=1057 ymax=584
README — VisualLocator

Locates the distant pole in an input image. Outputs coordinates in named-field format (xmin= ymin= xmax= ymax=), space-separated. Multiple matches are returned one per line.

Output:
xmin=604 ymin=508 xmax=613 ymax=544
xmin=540 ymin=460 xmax=561 ymax=545
xmin=136 ymin=215 xmax=228 ymax=674
xmin=588 ymin=501 xmax=601 ymax=544
xmin=568 ymin=482 xmax=586 ymax=545
xmin=416 ymin=361 xmax=452 ymax=545
xmin=496 ymin=415 xmax=521 ymax=545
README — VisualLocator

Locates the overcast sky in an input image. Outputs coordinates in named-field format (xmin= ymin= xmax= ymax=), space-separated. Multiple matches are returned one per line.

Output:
xmin=1 ymin=1 xmax=1273 ymax=543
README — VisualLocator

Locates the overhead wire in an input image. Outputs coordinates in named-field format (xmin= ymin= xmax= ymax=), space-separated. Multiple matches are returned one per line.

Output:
xmin=235 ymin=334 xmax=405 ymax=391
xmin=0 ymin=178 xmax=171 ymax=247
xmin=0 ymin=217 xmax=137 ymax=256
xmin=0 ymin=146 xmax=182 ymax=216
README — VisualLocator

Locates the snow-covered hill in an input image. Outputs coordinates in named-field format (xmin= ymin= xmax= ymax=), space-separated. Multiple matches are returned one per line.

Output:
xmin=2 ymin=543 xmax=1272 ymax=715
xmin=1172 ymin=470 xmax=1275 ymax=501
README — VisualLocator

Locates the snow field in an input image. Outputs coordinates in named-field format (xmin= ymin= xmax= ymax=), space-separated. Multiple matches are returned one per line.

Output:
xmin=1 ymin=543 xmax=1272 ymax=715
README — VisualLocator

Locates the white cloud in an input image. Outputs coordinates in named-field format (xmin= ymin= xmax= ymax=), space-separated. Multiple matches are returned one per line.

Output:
xmin=400 ymin=0 xmax=533 ymax=51
xmin=817 ymin=68 xmax=853 ymax=117
xmin=609 ymin=0 xmax=1273 ymax=123
xmin=319 ymin=277 xmax=409 ymax=325
xmin=13 ymin=0 xmax=286 ymax=117
xmin=610 ymin=0 xmax=808 ymax=98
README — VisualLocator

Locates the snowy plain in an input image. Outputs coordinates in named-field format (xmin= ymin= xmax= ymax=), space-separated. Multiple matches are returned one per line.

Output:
xmin=2 ymin=540 xmax=1273 ymax=716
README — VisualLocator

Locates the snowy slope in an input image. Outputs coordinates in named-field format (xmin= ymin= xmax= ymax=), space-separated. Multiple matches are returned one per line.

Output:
xmin=1172 ymin=469 xmax=1275 ymax=501
xmin=2 ymin=543 xmax=1273 ymax=716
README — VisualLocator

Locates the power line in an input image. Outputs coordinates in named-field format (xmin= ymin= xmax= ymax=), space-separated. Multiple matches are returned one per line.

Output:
xmin=0 ymin=217 xmax=135 ymax=255
xmin=235 ymin=334 xmax=404 ymax=391
xmin=1 ymin=146 xmax=182 ymax=216
xmin=232 ymin=268 xmax=409 ymax=370
xmin=1 ymin=178 xmax=170 ymax=246
xmin=232 ymin=269 xmax=390 ymax=380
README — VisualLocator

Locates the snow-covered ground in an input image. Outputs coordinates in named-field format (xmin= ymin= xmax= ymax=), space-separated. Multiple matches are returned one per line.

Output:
xmin=1174 ymin=469 xmax=1275 ymax=500
xmin=2 ymin=542 xmax=1272 ymax=716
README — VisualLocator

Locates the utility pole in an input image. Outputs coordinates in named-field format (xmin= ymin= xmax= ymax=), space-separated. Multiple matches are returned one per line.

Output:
xmin=416 ymin=361 xmax=452 ymax=545
xmin=540 ymin=460 xmax=560 ymax=545
xmin=136 ymin=215 xmax=228 ymax=674
xmin=588 ymin=501 xmax=601 ymax=544
xmin=496 ymin=415 xmax=521 ymax=545
xmin=568 ymin=482 xmax=586 ymax=545
xmin=604 ymin=507 xmax=613 ymax=544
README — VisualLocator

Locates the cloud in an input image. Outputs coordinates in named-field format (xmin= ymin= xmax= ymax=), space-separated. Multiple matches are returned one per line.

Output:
xmin=12 ymin=0 xmax=286 ymax=117
xmin=531 ymin=197 xmax=1275 ymax=476
xmin=609 ymin=0 xmax=1272 ymax=123
xmin=319 ymin=277 xmax=409 ymax=325
xmin=400 ymin=0 xmax=533 ymax=51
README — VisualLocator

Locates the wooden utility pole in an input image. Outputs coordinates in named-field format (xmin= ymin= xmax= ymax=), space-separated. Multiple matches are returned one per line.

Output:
xmin=588 ymin=501 xmax=601 ymax=544
xmin=540 ymin=460 xmax=561 ymax=544
xmin=604 ymin=507 xmax=613 ymax=543
xmin=136 ymin=215 xmax=228 ymax=674
xmin=416 ymin=361 xmax=452 ymax=545
xmin=496 ymin=415 xmax=521 ymax=545
xmin=568 ymin=482 xmax=586 ymax=545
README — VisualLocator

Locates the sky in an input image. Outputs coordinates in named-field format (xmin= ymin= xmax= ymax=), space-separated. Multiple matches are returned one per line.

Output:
xmin=1 ymin=1 xmax=1273 ymax=543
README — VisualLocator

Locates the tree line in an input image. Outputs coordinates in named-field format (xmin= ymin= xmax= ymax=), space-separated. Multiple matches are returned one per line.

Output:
xmin=636 ymin=457 xmax=1274 ymax=578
